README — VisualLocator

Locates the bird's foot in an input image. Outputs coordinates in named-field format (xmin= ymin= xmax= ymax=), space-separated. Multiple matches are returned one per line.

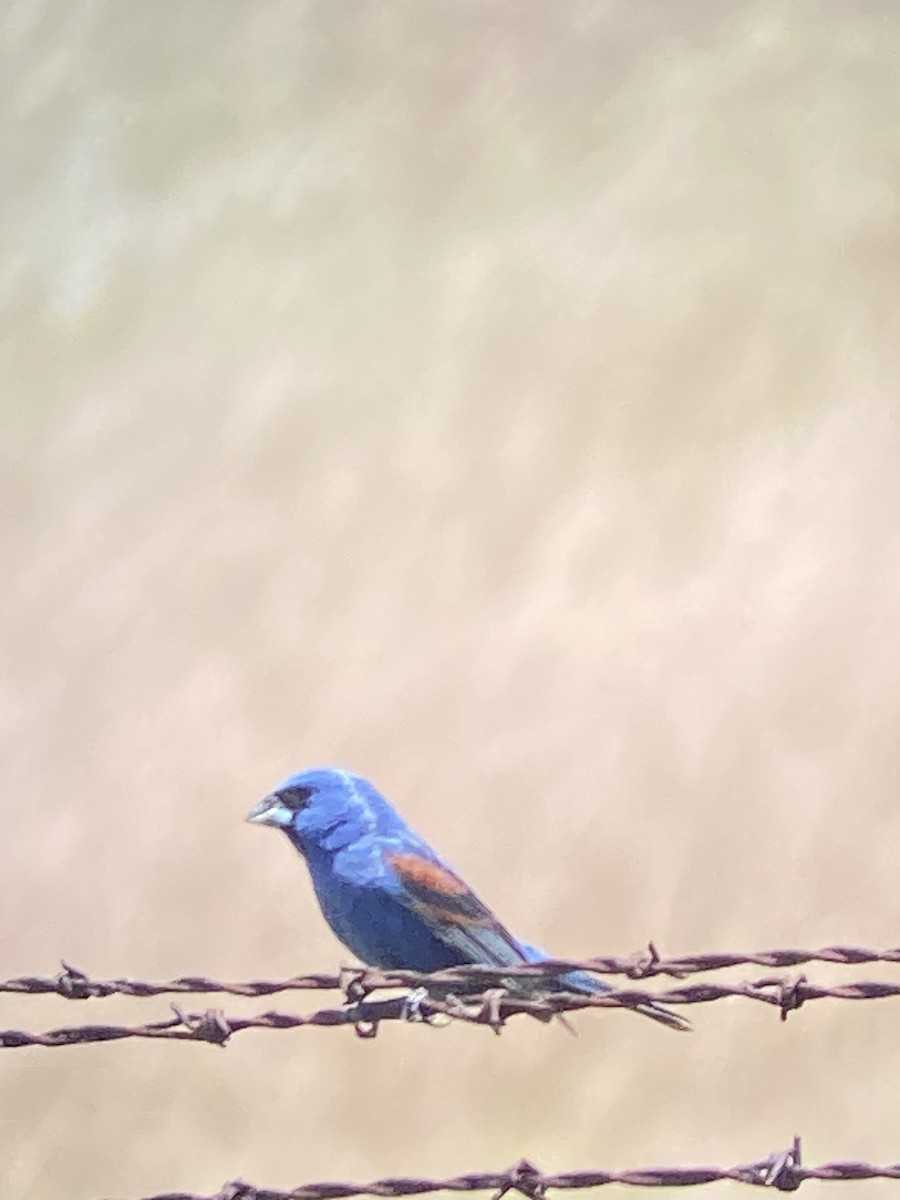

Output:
xmin=402 ymin=986 xmax=430 ymax=1022
xmin=401 ymin=986 xmax=450 ymax=1027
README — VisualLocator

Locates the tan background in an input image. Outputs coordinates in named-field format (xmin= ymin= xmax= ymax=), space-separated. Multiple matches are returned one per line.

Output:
xmin=3 ymin=2 xmax=900 ymax=1197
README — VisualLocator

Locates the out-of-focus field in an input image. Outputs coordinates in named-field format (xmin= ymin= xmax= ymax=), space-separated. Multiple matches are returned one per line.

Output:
xmin=3 ymin=2 xmax=900 ymax=1197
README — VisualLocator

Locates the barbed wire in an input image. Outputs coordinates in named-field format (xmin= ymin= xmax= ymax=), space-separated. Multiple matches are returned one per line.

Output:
xmin=100 ymin=1142 xmax=900 ymax=1199
xmin=3 ymin=942 xmax=900 ymax=1003
xmin=4 ymin=969 xmax=900 ymax=1048
xmin=6 ymin=963 xmax=896 ymax=1198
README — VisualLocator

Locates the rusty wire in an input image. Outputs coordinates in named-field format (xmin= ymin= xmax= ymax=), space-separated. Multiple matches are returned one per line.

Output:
xmin=4 ymin=969 xmax=900 ymax=1048
xmin=99 ymin=1142 xmax=900 ymax=1198
xmin=3 ymin=943 xmax=900 ymax=1002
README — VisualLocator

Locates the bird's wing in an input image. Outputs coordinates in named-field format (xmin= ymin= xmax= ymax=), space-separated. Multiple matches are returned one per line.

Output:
xmin=385 ymin=851 xmax=689 ymax=1029
xmin=385 ymin=850 xmax=528 ymax=967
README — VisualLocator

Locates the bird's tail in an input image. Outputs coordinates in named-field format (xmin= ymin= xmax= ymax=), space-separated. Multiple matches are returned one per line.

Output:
xmin=631 ymin=997 xmax=691 ymax=1032
xmin=518 ymin=945 xmax=691 ymax=1032
xmin=559 ymin=969 xmax=690 ymax=1031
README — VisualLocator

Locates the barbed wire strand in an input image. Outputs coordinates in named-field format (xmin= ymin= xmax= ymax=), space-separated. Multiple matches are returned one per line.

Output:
xmin=103 ymin=1142 xmax=900 ymax=1199
xmin=5 ymin=971 xmax=900 ymax=1048
xmin=3 ymin=944 xmax=900 ymax=1003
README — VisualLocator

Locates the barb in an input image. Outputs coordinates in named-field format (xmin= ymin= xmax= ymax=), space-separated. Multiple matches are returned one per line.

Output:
xmin=97 ymin=1143 xmax=900 ymax=1199
xmin=4 ymin=971 xmax=900 ymax=1048
xmin=4 ymin=944 xmax=900 ymax=1002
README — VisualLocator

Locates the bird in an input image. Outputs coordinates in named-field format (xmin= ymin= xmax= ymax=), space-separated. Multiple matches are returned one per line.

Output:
xmin=246 ymin=766 xmax=688 ymax=1031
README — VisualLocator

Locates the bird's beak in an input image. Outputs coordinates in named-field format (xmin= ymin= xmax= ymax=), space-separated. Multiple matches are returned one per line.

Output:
xmin=246 ymin=792 xmax=293 ymax=828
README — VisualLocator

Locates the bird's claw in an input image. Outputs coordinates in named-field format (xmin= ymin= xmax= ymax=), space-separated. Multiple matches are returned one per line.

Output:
xmin=401 ymin=986 xmax=450 ymax=1027
xmin=402 ymin=986 xmax=430 ymax=1022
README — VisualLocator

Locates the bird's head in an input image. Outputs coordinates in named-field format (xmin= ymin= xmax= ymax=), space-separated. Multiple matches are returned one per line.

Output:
xmin=246 ymin=766 xmax=379 ymax=856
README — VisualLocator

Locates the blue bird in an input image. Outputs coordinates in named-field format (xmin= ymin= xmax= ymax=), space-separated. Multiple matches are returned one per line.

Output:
xmin=246 ymin=766 xmax=688 ymax=1030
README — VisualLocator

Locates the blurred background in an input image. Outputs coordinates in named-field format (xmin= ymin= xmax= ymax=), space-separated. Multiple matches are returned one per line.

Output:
xmin=3 ymin=1 xmax=900 ymax=1197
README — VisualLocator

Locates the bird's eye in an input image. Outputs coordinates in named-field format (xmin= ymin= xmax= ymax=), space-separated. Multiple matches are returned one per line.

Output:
xmin=279 ymin=785 xmax=314 ymax=811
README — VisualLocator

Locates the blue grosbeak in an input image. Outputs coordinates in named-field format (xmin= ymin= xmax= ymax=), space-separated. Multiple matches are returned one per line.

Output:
xmin=247 ymin=766 xmax=688 ymax=1030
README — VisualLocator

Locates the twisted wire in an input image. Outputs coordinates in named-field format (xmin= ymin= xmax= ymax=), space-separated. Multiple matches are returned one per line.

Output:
xmin=4 ymin=973 xmax=900 ymax=1047
xmin=100 ymin=1143 xmax=900 ymax=1199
